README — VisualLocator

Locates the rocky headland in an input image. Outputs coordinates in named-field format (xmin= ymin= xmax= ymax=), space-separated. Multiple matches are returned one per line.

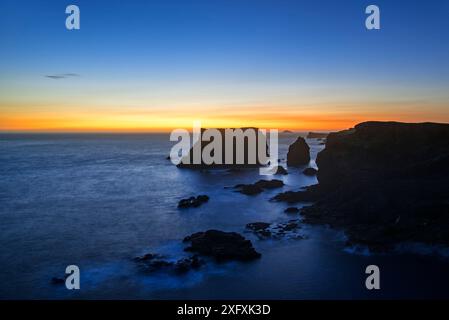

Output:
xmin=279 ymin=121 xmax=449 ymax=250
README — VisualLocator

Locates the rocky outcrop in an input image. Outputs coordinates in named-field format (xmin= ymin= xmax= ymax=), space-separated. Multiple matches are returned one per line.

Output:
xmin=178 ymin=195 xmax=209 ymax=208
xmin=307 ymin=132 xmax=329 ymax=139
xmin=287 ymin=137 xmax=310 ymax=166
xmin=177 ymin=127 xmax=268 ymax=168
xmin=183 ymin=230 xmax=261 ymax=261
xmin=272 ymin=166 xmax=288 ymax=175
xmin=246 ymin=220 xmax=303 ymax=240
xmin=133 ymin=253 xmax=203 ymax=274
xmin=303 ymin=167 xmax=318 ymax=176
xmin=234 ymin=179 xmax=284 ymax=196
xmin=284 ymin=207 xmax=300 ymax=214
xmin=272 ymin=185 xmax=320 ymax=203
xmin=302 ymin=121 xmax=449 ymax=250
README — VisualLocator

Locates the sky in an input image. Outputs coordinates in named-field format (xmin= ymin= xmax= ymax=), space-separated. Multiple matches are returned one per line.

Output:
xmin=0 ymin=0 xmax=448 ymax=132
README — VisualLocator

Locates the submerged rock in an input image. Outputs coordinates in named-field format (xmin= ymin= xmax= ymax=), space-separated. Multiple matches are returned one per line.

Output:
xmin=246 ymin=222 xmax=271 ymax=231
xmin=183 ymin=230 xmax=261 ymax=261
xmin=134 ymin=252 xmax=204 ymax=274
xmin=254 ymin=179 xmax=284 ymax=189
xmin=287 ymin=137 xmax=310 ymax=166
xmin=272 ymin=191 xmax=313 ymax=203
xmin=238 ymin=184 xmax=264 ymax=195
xmin=284 ymin=207 xmax=300 ymax=214
xmin=234 ymin=179 xmax=284 ymax=196
xmin=303 ymin=167 xmax=318 ymax=176
xmin=246 ymin=222 xmax=272 ymax=238
xmin=133 ymin=253 xmax=161 ymax=262
xmin=246 ymin=220 xmax=303 ymax=240
xmin=178 ymin=195 xmax=210 ymax=208
xmin=174 ymin=255 xmax=203 ymax=274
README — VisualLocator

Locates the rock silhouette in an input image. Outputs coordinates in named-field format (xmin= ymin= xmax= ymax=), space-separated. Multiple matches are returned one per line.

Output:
xmin=183 ymin=230 xmax=261 ymax=261
xmin=301 ymin=121 xmax=449 ymax=250
xmin=287 ymin=137 xmax=310 ymax=166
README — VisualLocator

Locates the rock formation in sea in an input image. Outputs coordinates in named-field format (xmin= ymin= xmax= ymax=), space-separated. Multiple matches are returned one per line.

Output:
xmin=178 ymin=195 xmax=210 ymax=208
xmin=183 ymin=230 xmax=261 ymax=261
xmin=287 ymin=137 xmax=310 ymax=166
xmin=246 ymin=220 xmax=303 ymax=240
xmin=177 ymin=127 xmax=269 ymax=169
xmin=290 ymin=121 xmax=449 ymax=250
xmin=302 ymin=167 xmax=318 ymax=176
xmin=284 ymin=207 xmax=300 ymax=214
xmin=234 ymin=179 xmax=284 ymax=196
xmin=272 ymin=165 xmax=288 ymax=175
xmin=133 ymin=253 xmax=204 ymax=274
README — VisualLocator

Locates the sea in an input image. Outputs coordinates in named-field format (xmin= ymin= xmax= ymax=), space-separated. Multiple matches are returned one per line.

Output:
xmin=1 ymin=133 xmax=449 ymax=299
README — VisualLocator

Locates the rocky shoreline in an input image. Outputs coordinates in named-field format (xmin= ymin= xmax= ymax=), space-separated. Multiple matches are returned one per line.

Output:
xmin=49 ymin=122 xmax=449 ymax=285
xmin=279 ymin=122 xmax=449 ymax=251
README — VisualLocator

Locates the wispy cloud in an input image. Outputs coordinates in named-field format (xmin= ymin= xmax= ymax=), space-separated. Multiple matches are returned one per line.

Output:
xmin=45 ymin=73 xmax=80 ymax=80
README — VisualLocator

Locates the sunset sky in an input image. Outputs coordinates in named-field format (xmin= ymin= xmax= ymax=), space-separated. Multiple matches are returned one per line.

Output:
xmin=1 ymin=0 xmax=448 ymax=132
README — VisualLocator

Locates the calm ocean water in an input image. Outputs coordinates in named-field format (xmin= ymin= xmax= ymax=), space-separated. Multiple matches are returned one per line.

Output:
xmin=1 ymin=133 xmax=448 ymax=299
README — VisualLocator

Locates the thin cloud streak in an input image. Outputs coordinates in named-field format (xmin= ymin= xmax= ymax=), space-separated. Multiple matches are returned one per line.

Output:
xmin=45 ymin=73 xmax=80 ymax=80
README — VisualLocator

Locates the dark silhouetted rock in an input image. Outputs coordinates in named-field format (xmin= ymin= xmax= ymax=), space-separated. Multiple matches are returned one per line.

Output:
xmin=174 ymin=255 xmax=203 ymax=274
xmin=303 ymin=167 xmax=318 ymax=176
xmin=272 ymin=188 xmax=318 ymax=203
xmin=284 ymin=207 xmax=300 ymax=214
xmin=239 ymin=185 xmax=264 ymax=195
xmin=302 ymin=121 xmax=449 ymax=249
xmin=246 ymin=222 xmax=272 ymax=238
xmin=134 ymin=253 xmax=203 ymax=274
xmin=287 ymin=137 xmax=310 ymax=166
xmin=183 ymin=230 xmax=261 ymax=261
xmin=234 ymin=179 xmax=284 ymax=196
xmin=272 ymin=166 xmax=288 ymax=175
xmin=246 ymin=220 xmax=303 ymax=240
xmin=246 ymin=222 xmax=271 ymax=231
xmin=178 ymin=195 xmax=209 ymax=208
xmin=133 ymin=253 xmax=160 ymax=262
xmin=146 ymin=259 xmax=174 ymax=271
xmin=282 ymin=221 xmax=299 ymax=231
xmin=177 ymin=127 xmax=268 ymax=169
xmin=254 ymin=179 xmax=284 ymax=189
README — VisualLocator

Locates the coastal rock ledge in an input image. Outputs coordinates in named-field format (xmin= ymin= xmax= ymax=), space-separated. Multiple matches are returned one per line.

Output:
xmin=183 ymin=230 xmax=261 ymax=261
xmin=301 ymin=121 xmax=449 ymax=250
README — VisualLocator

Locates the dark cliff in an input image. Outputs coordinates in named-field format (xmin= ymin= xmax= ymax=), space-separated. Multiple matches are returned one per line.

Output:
xmin=303 ymin=121 xmax=449 ymax=249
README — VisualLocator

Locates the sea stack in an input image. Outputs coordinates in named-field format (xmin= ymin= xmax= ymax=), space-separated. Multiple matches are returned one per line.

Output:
xmin=176 ymin=127 xmax=269 ymax=169
xmin=287 ymin=137 xmax=310 ymax=166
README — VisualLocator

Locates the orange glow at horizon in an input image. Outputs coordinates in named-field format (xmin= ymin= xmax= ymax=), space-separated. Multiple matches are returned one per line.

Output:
xmin=1 ymin=102 xmax=449 ymax=133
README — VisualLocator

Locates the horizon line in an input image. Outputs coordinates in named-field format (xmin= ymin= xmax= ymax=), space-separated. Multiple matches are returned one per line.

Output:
xmin=2 ymin=120 xmax=449 ymax=134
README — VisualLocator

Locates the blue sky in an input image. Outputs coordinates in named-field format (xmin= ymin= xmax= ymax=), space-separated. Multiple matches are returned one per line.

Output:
xmin=1 ymin=0 xmax=448 ymax=131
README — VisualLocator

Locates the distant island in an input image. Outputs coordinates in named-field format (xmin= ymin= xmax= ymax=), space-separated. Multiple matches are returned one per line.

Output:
xmin=306 ymin=132 xmax=329 ymax=139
